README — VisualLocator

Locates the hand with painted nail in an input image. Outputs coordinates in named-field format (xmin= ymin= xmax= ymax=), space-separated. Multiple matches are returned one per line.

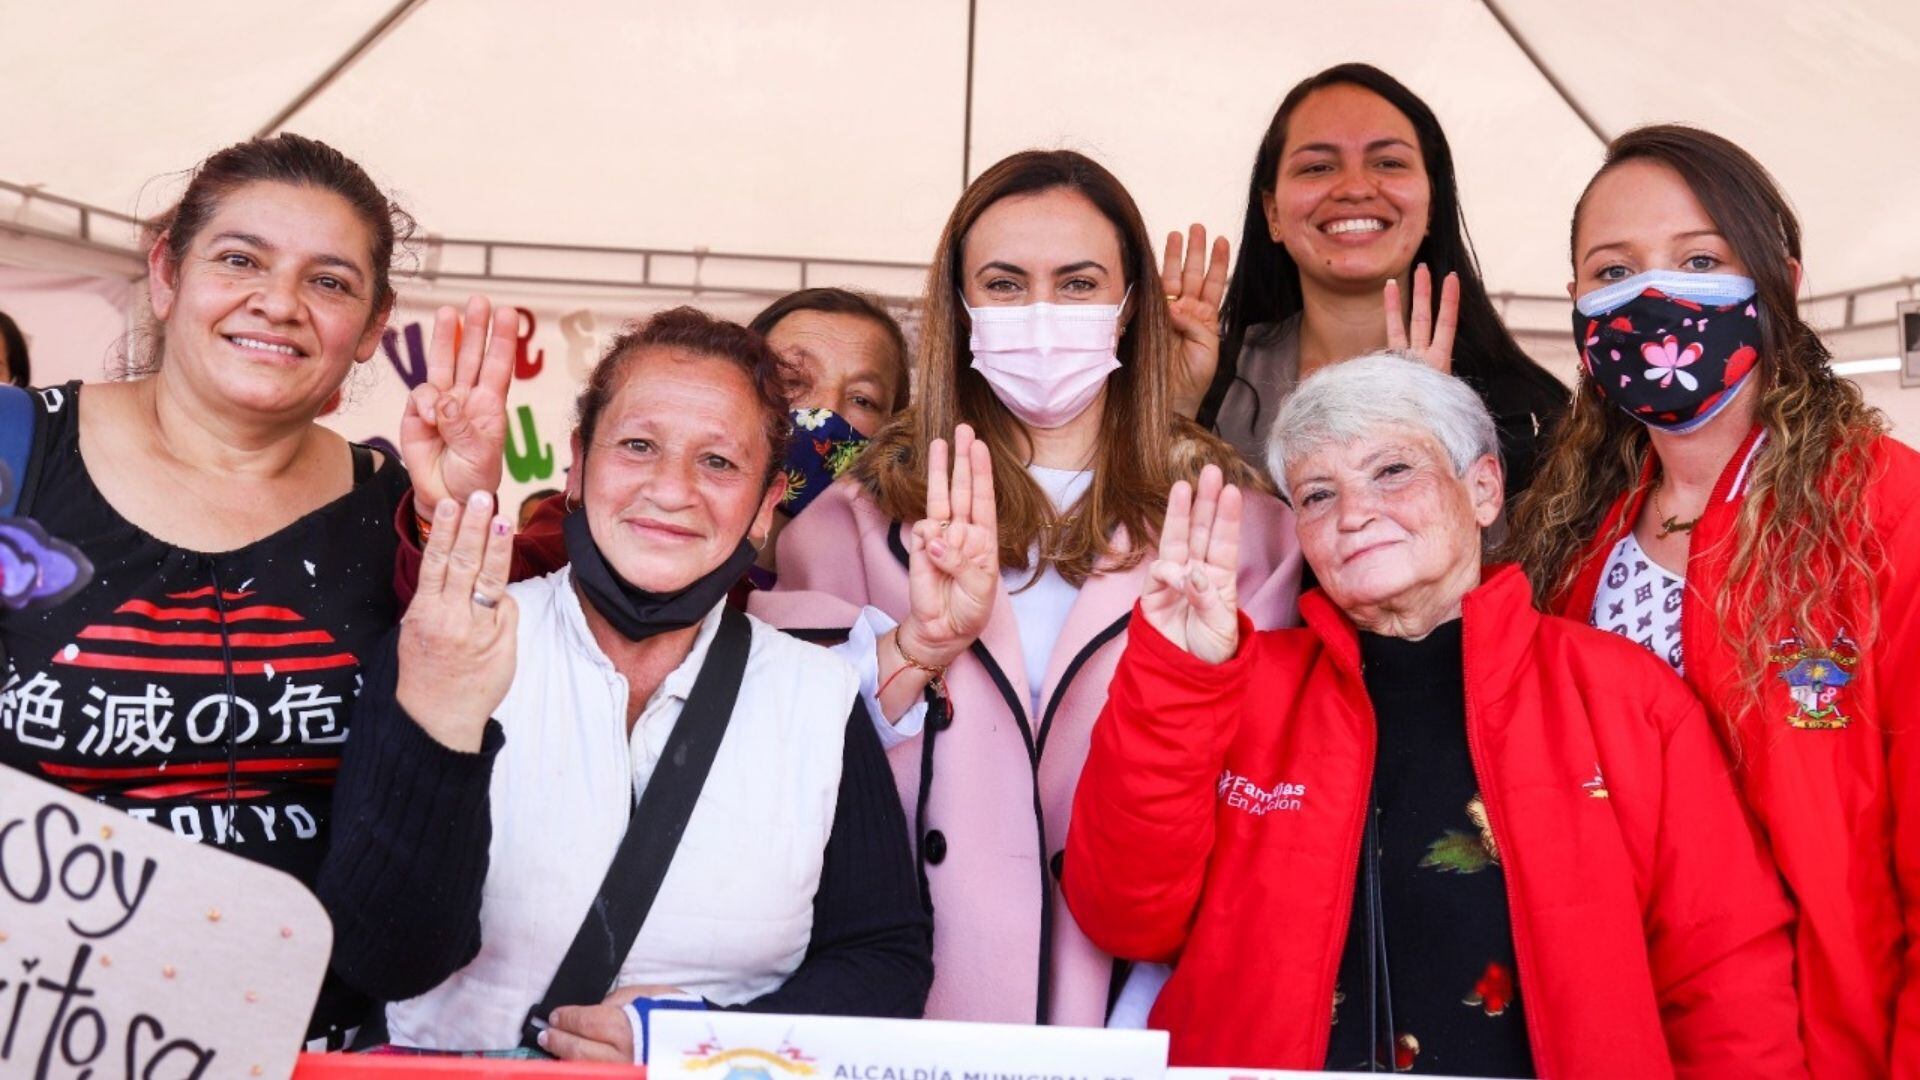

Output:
xmin=1383 ymin=263 xmax=1459 ymax=374
xmin=899 ymin=424 xmax=999 ymax=670
xmin=401 ymin=295 xmax=519 ymax=519
xmin=395 ymin=491 xmax=519 ymax=750
xmin=1141 ymin=464 xmax=1243 ymax=664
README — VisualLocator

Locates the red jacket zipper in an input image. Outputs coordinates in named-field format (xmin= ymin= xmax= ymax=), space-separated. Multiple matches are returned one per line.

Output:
xmin=1461 ymin=615 xmax=1553 ymax=1075
xmin=1309 ymin=669 xmax=1381 ymax=1068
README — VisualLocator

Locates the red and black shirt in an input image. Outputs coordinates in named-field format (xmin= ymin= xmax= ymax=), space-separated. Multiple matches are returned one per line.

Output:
xmin=0 ymin=381 xmax=407 ymax=1043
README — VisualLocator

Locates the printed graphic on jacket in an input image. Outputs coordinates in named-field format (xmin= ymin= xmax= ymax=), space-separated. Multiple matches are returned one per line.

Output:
xmin=1768 ymin=628 xmax=1859 ymax=730
xmin=1420 ymin=794 xmax=1501 ymax=874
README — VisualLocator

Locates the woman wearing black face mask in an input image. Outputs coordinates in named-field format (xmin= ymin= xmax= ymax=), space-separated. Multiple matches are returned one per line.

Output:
xmin=318 ymin=308 xmax=931 ymax=1064
xmin=1508 ymin=125 xmax=1920 ymax=1079
xmin=493 ymin=288 xmax=911 ymax=596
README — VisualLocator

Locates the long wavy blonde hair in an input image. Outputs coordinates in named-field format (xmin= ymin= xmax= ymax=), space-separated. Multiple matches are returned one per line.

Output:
xmin=1504 ymin=125 xmax=1887 ymax=743
xmin=855 ymin=150 xmax=1256 ymax=587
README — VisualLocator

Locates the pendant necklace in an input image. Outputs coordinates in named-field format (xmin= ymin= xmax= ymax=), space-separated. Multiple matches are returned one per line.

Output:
xmin=1651 ymin=476 xmax=1701 ymax=540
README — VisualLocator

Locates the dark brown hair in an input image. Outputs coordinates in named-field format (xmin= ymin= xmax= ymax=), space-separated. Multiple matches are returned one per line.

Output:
xmin=130 ymin=134 xmax=413 ymax=379
xmin=0 ymin=310 xmax=29 ymax=387
xmin=1505 ymin=124 xmax=1887 ymax=743
xmin=858 ymin=149 xmax=1256 ymax=588
xmin=156 ymin=133 xmax=411 ymax=314
xmin=1208 ymin=63 xmax=1567 ymax=450
xmin=576 ymin=306 xmax=800 ymax=488
xmin=750 ymin=287 xmax=911 ymax=412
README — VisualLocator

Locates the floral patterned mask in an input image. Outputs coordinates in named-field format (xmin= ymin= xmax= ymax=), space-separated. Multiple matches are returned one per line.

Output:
xmin=779 ymin=408 xmax=869 ymax=518
xmin=1573 ymin=270 xmax=1762 ymax=434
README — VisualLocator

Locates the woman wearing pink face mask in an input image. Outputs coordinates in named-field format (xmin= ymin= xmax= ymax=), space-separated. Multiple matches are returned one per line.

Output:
xmin=751 ymin=150 xmax=1304 ymax=1026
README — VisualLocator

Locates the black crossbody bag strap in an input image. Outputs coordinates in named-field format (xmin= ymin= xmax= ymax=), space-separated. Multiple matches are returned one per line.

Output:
xmin=518 ymin=605 xmax=752 ymax=1048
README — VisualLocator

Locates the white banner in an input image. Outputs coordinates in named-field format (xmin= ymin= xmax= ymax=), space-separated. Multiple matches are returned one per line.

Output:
xmin=648 ymin=1011 xmax=1168 ymax=1080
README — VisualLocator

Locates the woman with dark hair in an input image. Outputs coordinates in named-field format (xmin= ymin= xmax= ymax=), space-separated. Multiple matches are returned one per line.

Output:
xmin=751 ymin=149 xmax=1302 ymax=1026
xmin=1198 ymin=63 xmax=1568 ymax=500
xmin=492 ymin=287 xmax=914 ymax=593
xmin=1507 ymin=124 xmax=1920 ymax=1077
xmin=0 ymin=309 xmax=29 ymax=387
xmin=750 ymin=287 xmax=910 ymax=576
xmin=0 ymin=134 xmax=516 ymax=1049
xmin=320 ymin=307 xmax=930 ymax=1063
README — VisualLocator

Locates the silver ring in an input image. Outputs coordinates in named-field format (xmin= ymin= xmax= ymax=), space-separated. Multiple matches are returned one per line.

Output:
xmin=471 ymin=591 xmax=500 ymax=610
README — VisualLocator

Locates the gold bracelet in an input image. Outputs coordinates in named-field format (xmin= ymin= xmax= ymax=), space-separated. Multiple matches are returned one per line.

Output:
xmin=415 ymin=511 xmax=435 ymax=546
xmin=885 ymin=632 xmax=948 ymax=697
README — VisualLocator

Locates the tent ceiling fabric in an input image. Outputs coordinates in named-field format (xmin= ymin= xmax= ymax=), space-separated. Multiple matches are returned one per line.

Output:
xmin=1 ymin=0 xmax=1916 ymax=304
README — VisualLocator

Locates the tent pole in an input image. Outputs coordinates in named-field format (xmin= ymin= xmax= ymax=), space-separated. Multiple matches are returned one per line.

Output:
xmin=961 ymin=0 xmax=977 ymax=188
xmin=253 ymin=0 xmax=430 ymax=139
xmin=1479 ymin=0 xmax=1608 ymax=145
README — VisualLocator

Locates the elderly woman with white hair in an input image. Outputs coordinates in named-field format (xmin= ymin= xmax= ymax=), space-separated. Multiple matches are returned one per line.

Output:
xmin=1063 ymin=354 xmax=1808 ymax=1076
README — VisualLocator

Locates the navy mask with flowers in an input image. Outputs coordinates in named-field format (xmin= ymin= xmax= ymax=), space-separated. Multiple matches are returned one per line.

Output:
xmin=779 ymin=408 xmax=869 ymax=518
xmin=1573 ymin=269 xmax=1762 ymax=433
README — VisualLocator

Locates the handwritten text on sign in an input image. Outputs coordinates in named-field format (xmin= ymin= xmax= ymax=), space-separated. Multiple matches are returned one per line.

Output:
xmin=0 ymin=768 xmax=332 ymax=1079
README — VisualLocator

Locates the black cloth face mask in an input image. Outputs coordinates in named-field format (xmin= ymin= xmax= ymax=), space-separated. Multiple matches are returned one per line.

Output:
xmin=563 ymin=509 xmax=756 ymax=642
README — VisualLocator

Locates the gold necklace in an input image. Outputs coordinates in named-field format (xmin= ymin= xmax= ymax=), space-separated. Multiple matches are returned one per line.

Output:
xmin=1651 ymin=477 xmax=1702 ymax=540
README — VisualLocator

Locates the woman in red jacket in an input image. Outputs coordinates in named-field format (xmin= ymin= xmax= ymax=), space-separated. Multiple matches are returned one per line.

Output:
xmin=1064 ymin=353 xmax=1806 ymax=1076
xmin=1506 ymin=125 xmax=1920 ymax=1079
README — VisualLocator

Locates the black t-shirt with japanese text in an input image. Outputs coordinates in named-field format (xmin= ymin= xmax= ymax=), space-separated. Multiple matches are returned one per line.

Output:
xmin=0 ymin=381 xmax=408 ymax=1046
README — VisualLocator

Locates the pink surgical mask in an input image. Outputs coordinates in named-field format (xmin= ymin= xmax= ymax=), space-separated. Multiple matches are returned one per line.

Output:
xmin=964 ymin=289 xmax=1128 ymax=429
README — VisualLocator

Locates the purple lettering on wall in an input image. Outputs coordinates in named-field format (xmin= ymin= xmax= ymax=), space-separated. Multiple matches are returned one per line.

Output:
xmin=380 ymin=322 xmax=429 ymax=389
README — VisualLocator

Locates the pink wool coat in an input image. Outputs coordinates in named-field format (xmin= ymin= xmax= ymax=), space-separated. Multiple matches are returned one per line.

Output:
xmin=749 ymin=479 xmax=1303 ymax=1026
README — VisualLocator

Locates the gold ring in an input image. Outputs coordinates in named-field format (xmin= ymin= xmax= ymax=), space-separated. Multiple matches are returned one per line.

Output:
xmin=1165 ymin=294 xmax=1180 ymax=303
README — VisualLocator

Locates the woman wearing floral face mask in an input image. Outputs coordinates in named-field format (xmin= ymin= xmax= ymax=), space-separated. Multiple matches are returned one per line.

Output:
xmin=752 ymin=288 xmax=910 ymax=583
xmin=1507 ymin=125 xmax=1920 ymax=1078
xmin=750 ymin=150 xmax=1304 ymax=1026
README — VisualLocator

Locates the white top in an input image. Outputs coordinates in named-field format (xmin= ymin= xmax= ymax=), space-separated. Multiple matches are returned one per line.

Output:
xmin=1005 ymin=465 xmax=1095 ymax=716
xmin=386 ymin=567 xmax=858 ymax=1051
xmin=1589 ymin=531 xmax=1687 ymax=674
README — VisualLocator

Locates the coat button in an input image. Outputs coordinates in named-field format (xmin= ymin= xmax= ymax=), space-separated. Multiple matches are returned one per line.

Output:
xmin=923 ymin=829 xmax=948 ymax=865
xmin=1050 ymin=850 xmax=1065 ymax=881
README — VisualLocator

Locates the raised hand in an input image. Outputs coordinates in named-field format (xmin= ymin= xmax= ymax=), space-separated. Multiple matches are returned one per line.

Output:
xmin=1162 ymin=224 xmax=1231 ymax=418
xmin=899 ymin=424 xmax=998 ymax=668
xmin=400 ymin=295 xmax=519 ymax=519
xmin=1141 ymin=464 xmax=1242 ymax=664
xmin=1383 ymin=263 xmax=1459 ymax=374
xmin=395 ymin=490 xmax=518 ymax=751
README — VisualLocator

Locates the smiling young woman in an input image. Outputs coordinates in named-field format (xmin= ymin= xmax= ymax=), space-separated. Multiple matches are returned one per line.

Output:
xmin=1508 ymin=124 xmax=1920 ymax=1078
xmin=1200 ymin=63 xmax=1568 ymax=504
xmin=752 ymin=149 xmax=1304 ymax=1029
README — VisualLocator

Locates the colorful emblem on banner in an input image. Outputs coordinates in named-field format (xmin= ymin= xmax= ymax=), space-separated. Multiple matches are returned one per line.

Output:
xmin=1768 ymin=628 xmax=1860 ymax=730
xmin=679 ymin=1026 xmax=818 ymax=1076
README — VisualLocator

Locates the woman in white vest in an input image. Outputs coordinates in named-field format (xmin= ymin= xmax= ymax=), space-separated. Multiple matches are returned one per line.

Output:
xmin=318 ymin=307 xmax=932 ymax=1063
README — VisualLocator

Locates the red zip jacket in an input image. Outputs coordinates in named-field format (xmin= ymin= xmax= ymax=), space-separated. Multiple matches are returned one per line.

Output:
xmin=1554 ymin=428 xmax=1920 ymax=1079
xmin=1065 ymin=564 xmax=1806 ymax=1076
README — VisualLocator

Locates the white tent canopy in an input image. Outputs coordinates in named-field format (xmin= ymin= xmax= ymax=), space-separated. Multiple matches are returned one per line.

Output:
xmin=3 ymin=0 xmax=1917 ymax=367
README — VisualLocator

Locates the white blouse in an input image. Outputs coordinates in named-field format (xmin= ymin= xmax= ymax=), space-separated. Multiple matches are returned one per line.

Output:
xmin=1588 ymin=531 xmax=1687 ymax=674
xmin=386 ymin=567 xmax=858 ymax=1050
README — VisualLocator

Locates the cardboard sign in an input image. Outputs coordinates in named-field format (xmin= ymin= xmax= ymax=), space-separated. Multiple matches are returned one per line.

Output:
xmin=0 ymin=766 xmax=332 ymax=1079
xmin=648 ymin=1011 xmax=1167 ymax=1080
